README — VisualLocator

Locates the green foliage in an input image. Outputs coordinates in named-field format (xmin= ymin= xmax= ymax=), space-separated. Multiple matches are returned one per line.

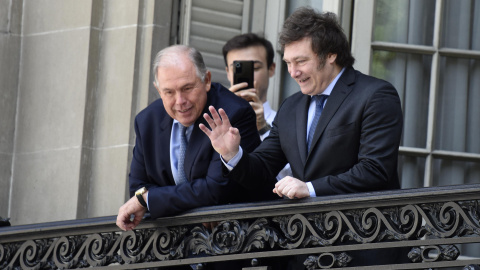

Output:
xmin=371 ymin=50 xmax=397 ymax=81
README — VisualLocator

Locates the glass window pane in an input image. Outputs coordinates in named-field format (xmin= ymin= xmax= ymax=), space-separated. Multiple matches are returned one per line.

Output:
xmin=287 ymin=0 xmax=323 ymax=13
xmin=371 ymin=50 xmax=431 ymax=148
xmin=398 ymin=155 xmax=425 ymax=188
xmin=373 ymin=0 xmax=435 ymax=45
xmin=432 ymin=158 xmax=480 ymax=186
xmin=442 ymin=0 xmax=480 ymax=50
xmin=435 ymin=57 xmax=480 ymax=153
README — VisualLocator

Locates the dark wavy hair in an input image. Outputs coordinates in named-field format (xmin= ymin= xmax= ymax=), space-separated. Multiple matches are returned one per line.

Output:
xmin=222 ymin=33 xmax=275 ymax=68
xmin=279 ymin=7 xmax=355 ymax=67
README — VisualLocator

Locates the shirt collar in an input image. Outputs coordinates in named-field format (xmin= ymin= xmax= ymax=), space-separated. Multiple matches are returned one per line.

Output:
xmin=173 ymin=120 xmax=193 ymax=138
xmin=263 ymin=101 xmax=274 ymax=116
xmin=313 ymin=67 xmax=346 ymax=97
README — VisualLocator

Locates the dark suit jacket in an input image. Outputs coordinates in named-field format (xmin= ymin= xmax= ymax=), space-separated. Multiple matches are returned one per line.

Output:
xmin=230 ymin=66 xmax=403 ymax=195
xmin=225 ymin=66 xmax=407 ymax=267
xmin=129 ymin=83 xmax=274 ymax=219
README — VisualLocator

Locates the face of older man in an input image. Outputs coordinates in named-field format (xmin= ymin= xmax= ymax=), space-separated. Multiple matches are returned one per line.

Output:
xmin=155 ymin=54 xmax=211 ymax=127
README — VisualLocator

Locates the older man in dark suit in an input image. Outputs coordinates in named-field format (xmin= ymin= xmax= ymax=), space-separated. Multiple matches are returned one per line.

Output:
xmin=200 ymin=7 xmax=407 ymax=267
xmin=116 ymin=45 xmax=273 ymax=231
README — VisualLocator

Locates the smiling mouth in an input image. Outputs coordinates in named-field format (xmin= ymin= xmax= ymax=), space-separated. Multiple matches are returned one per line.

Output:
xmin=178 ymin=107 xmax=191 ymax=113
xmin=298 ymin=78 xmax=309 ymax=83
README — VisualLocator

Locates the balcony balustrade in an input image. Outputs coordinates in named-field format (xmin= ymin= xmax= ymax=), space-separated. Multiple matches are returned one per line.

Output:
xmin=1 ymin=184 xmax=480 ymax=269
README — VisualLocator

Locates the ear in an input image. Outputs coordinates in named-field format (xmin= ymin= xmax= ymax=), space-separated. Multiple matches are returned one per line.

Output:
xmin=153 ymin=81 xmax=161 ymax=95
xmin=268 ymin=62 xmax=276 ymax=78
xmin=327 ymin=53 xmax=337 ymax=64
xmin=204 ymin=71 xmax=212 ymax=92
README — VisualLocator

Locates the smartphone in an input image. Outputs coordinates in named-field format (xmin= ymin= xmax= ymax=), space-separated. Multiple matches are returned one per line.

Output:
xmin=233 ymin=60 xmax=254 ymax=91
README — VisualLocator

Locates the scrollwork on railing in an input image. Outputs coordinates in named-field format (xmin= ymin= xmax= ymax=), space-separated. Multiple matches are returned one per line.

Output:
xmin=119 ymin=226 xmax=191 ymax=263
xmin=0 ymin=234 xmax=122 ymax=270
xmin=418 ymin=201 xmax=480 ymax=238
xmin=408 ymin=245 xmax=460 ymax=262
xmin=188 ymin=218 xmax=287 ymax=255
xmin=1 ymin=199 xmax=479 ymax=269
xmin=304 ymin=252 xmax=352 ymax=269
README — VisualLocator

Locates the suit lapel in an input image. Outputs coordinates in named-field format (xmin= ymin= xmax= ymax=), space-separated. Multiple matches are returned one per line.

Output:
xmin=296 ymin=94 xmax=311 ymax=164
xmin=183 ymin=92 xmax=214 ymax=182
xmin=183 ymin=124 xmax=206 ymax=181
xmin=307 ymin=67 xmax=355 ymax=159
xmin=159 ymin=114 xmax=176 ymax=185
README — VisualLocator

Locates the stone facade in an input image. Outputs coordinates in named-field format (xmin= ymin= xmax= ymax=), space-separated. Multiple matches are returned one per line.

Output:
xmin=0 ymin=0 xmax=174 ymax=225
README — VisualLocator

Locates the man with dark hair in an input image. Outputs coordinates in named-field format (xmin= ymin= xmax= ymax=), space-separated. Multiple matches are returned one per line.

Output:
xmin=201 ymin=7 xmax=407 ymax=267
xmin=223 ymin=33 xmax=291 ymax=179
xmin=222 ymin=33 xmax=275 ymax=140
xmin=116 ymin=45 xmax=267 ymax=234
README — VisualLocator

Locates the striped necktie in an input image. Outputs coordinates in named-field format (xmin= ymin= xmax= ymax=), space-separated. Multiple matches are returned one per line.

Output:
xmin=176 ymin=124 xmax=188 ymax=184
xmin=307 ymin=95 xmax=328 ymax=151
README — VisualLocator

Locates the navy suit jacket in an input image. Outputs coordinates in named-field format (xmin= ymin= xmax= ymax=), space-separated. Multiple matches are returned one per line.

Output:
xmin=229 ymin=66 xmax=403 ymax=195
xmin=129 ymin=83 xmax=274 ymax=219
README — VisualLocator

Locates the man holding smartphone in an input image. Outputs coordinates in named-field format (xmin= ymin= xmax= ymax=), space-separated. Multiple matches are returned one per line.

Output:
xmin=223 ymin=33 xmax=276 ymax=140
xmin=223 ymin=33 xmax=292 ymax=179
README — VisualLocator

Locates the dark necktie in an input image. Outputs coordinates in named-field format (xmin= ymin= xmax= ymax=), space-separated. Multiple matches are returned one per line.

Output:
xmin=176 ymin=124 xmax=188 ymax=184
xmin=307 ymin=95 xmax=328 ymax=151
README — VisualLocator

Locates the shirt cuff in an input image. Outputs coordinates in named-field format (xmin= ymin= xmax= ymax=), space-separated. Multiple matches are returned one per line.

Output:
xmin=306 ymin=182 xmax=316 ymax=197
xmin=259 ymin=130 xmax=270 ymax=141
xmin=146 ymin=192 xmax=150 ymax=210
xmin=221 ymin=147 xmax=243 ymax=171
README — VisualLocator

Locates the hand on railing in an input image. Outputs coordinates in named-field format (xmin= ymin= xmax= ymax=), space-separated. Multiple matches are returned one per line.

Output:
xmin=274 ymin=176 xmax=310 ymax=199
xmin=116 ymin=196 xmax=147 ymax=231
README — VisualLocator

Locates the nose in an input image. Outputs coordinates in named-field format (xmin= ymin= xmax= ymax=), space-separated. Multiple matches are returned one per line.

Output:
xmin=289 ymin=65 xmax=301 ymax=78
xmin=176 ymin=92 xmax=187 ymax=105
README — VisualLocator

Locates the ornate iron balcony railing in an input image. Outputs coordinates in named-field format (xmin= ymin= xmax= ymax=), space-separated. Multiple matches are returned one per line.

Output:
xmin=1 ymin=184 xmax=480 ymax=269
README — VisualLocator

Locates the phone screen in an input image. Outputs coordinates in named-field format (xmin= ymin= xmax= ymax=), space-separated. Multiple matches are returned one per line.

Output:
xmin=233 ymin=60 xmax=254 ymax=90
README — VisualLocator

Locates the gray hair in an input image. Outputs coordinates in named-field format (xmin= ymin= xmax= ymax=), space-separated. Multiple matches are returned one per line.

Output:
xmin=153 ymin=45 xmax=208 ymax=85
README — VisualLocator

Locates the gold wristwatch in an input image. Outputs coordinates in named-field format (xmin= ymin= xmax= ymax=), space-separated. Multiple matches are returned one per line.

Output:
xmin=135 ymin=187 xmax=148 ymax=208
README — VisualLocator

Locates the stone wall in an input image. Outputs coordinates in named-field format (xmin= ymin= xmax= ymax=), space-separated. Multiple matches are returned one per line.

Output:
xmin=0 ymin=0 xmax=174 ymax=225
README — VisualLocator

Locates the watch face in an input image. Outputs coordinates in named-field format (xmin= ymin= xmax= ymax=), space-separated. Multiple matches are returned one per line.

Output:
xmin=135 ymin=187 xmax=146 ymax=196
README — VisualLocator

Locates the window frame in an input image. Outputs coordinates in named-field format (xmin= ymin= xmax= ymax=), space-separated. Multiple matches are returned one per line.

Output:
xmin=351 ymin=0 xmax=480 ymax=188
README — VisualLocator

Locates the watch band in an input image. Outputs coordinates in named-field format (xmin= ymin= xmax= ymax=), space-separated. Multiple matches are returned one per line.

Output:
xmin=135 ymin=187 xmax=148 ymax=208
xmin=258 ymin=123 xmax=272 ymax=136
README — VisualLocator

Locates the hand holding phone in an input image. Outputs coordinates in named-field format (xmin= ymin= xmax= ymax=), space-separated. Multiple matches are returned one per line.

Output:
xmin=233 ymin=60 xmax=254 ymax=91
